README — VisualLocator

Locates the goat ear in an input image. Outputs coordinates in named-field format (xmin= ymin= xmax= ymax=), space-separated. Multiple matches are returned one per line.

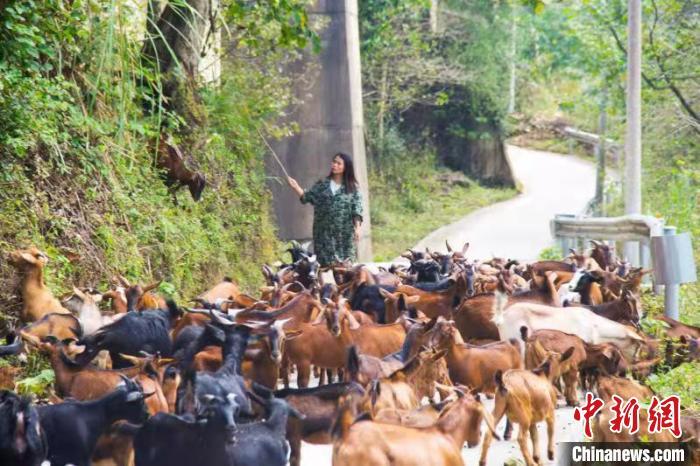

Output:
xmin=72 ymin=287 xmax=86 ymax=300
xmin=561 ymin=346 xmax=575 ymax=362
xmin=284 ymin=330 xmax=303 ymax=341
xmin=126 ymin=391 xmax=144 ymax=402
xmin=311 ymin=309 xmax=327 ymax=325
xmin=20 ymin=252 xmax=39 ymax=264
xmin=345 ymin=311 xmax=361 ymax=330
xmin=405 ymin=295 xmax=420 ymax=304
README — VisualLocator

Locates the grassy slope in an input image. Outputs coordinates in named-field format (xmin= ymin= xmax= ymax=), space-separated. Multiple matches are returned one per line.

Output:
xmin=370 ymin=169 xmax=516 ymax=261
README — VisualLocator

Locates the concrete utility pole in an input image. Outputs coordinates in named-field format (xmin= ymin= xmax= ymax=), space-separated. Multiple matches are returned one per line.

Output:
xmin=595 ymin=92 xmax=607 ymax=216
xmin=624 ymin=0 xmax=642 ymax=265
xmin=507 ymin=5 xmax=517 ymax=114
xmin=267 ymin=0 xmax=373 ymax=261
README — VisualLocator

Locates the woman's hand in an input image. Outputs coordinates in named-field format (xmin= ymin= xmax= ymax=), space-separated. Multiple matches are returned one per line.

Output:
xmin=353 ymin=224 xmax=361 ymax=243
xmin=287 ymin=177 xmax=304 ymax=197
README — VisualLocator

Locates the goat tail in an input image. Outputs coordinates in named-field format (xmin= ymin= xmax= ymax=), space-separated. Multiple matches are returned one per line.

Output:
xmin=494 ymin=370 xmax=507 ymax=395
xmin=330 ymin=401 xmax=355 ymax=442
xmin=519 ymin=326 xmax=529 ymax=342
xmin=491 ymin=290 xmax=508 ymax=325
xmin=346 ymin=346 xmax=360 ymax=383
xmin=166 ymin=299 xmax=182 ymax=319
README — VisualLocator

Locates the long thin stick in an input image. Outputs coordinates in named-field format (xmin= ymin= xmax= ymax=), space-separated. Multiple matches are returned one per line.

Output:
xmin=257 ymin=127 xmax=290 ymax=178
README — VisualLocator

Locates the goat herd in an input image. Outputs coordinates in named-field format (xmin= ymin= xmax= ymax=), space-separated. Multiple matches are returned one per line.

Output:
xmin=1 ymin=241 xmax=699 ymax=466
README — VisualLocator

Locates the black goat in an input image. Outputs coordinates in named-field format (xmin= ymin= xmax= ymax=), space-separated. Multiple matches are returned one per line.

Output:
xmin=176 ymin=315 xmax=253 ymax=421
xmin=409 ymin=258 xmax=442 ymax=283
xmin=349 ymin=283 xmax=397 ymax=323
xmin=0 ymin=332 xmax=23 ymax=357
xmin=413 ymin=276 xmax=455 ymax=292
xmin=0 ymin=390 xmax=47 ymax=466
xmin=130 ymin=411 xmax=233 ymax=466
xmin=75 ymin=300 xmax=180 ymax=368
xmin=37 ymin=377 xmax=149 ymax=466
xmin=230 ymin=386 xmax=304 ymax=466
xmin=275 ymin=382 xmax=366 ymax=466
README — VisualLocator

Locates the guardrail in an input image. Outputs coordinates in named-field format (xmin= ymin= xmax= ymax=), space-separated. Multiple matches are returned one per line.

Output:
xmin=550 ymin=213 xmax=697 ymax=319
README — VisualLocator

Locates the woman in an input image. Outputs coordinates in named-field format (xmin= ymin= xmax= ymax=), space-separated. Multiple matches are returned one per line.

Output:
xmin=287 ymin=152 xmax=363 ymax=266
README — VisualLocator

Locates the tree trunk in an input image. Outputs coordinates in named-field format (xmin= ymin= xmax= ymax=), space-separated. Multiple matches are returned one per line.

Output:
xmin=142 ymin=0 xmax=214 ymax=125
xmin=430 ymin=0 xmax=439 ymax=33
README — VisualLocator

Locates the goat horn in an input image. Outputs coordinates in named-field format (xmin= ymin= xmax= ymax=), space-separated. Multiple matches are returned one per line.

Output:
xmin=119 ymin=353 xmax=143 ymax=365
xmin=184 ymin=308 xmax=210 ymax=315
xmin=116 ymin=275 xmax=131 ymax=287
xmin=209 ymin=309 xmax=236 ymax=326
xmin=445 ymin=240 xmax=453 ymax=252
xmin=142 ymin=280 xmax=161 ymax=293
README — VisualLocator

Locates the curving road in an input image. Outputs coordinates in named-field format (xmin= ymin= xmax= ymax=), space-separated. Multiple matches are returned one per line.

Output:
xmin=410 ymin=145 xmax=597 ymax=260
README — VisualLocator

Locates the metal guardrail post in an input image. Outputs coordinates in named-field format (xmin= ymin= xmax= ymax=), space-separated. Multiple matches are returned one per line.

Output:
xmin=662 ymin=226 xmax=679 ymax=320
xmin=639 ymin=241 xmax=652 ymax=285
xmin=554 ymin=214 xmax=576 ymax=255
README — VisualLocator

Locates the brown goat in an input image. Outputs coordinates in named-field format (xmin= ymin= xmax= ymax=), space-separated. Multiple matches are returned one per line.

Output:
xmin=580 ymin=289 xmax=640 ymax=326
xmin=595 ymin=374 xmax=653 ymax=403
xmin=20 ymin=312 xmax=82 ymax=342
xmin=656 ymin=315 xmax=700 ymax=339
xmin=333 ymin=389 xmax=498 ymax=466
xmin=374 ymin=398 xmax=453 ymax=427
xmin=429 ymin=318 xmax=522 ymax=396
xmin=114 ymin=275 xmax=165 ymax=311
xmin=8 ymin=247 xmax=69 ymax=321
xmin=520 ymin=327 xmax=586 ymax=406
xmin=454 ymin=271 xmax=559 ymax=341
xmin=276 ymin=382 xmax=367 ymax=466
xmin=197 ymin=277 xmax=242 ymax=305
xmin=481 ymin=362 xmax=559 ymax=466
xmin=579 ymin=342 xmax=627 ymax=390
xmin=156 ymin=135 xmax=206 ymax=202
xmin=396 ymin=272 xmax=467 ymax=319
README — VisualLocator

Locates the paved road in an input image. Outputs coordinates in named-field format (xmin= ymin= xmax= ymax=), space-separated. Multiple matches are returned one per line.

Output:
xmin=410 ymin=145 xmax=598 ymax=261
xmin=301 ymin=146 xmax=596 ymax=465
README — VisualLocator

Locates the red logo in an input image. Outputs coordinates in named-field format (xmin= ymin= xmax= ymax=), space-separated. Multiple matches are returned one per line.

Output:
xmin=574 ymin=392 xmax=604 ymax=439
xmin=608 ymin=395 xmax=640 ymax=434
xmin=648 ymin=395 xmax=682 ymax=438
xmin=573 ymin=393 xmax=683 ymax=439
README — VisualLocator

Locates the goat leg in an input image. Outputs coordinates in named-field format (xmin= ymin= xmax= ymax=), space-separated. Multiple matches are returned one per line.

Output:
xmin=546 ymin=415 xmax=555 ymax=461
xmin=529 ymin=424 xmax=541 ymax=465
xmin=517 ymin=427 xmax=537 ymax=466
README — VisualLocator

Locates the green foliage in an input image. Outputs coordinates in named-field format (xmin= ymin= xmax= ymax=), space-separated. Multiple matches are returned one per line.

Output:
xmin=0 ymin=0 xmax=318 ymax=319
xmin=647 ymin=362 xmax=700 ymax=412
xmin=16 ymin=369 xmax=55 ymax=397
xmin=538 ymin=246 xmax=563 ymax=260
xmin=516 ymin=0 xmax=699 ymax=322
xmin=226 ymin=0 xmax=320 ymax=52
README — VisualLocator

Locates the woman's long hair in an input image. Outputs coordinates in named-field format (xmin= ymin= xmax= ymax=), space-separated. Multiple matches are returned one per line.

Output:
xmin=327 ymin=152 xmax=358 ymax=193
